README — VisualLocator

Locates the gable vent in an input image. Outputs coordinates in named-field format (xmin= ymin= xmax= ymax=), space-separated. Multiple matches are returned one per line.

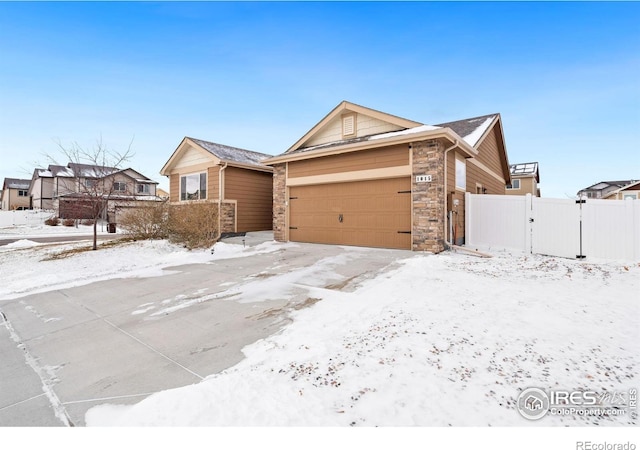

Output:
xmin=342 ymin=115 xmax=355 ymax=136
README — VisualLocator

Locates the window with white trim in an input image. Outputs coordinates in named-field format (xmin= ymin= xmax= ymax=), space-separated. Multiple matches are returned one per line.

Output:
xmin=180 ymin=173 xmax=207 ymax=201
xmin=113 ymin=182 xmax=127 ymax=192
xmin=137 ymin=184 xmax=150 ymax=194
xmin=18 ymin=190 xmax=28 ymax=197
xmin=623 ymin=193 xmax=637 ymax=200
xmin=455 ymin=158 xmax=466 ymax=190
xmin=506 ymin=179 xmax=521 ymax=190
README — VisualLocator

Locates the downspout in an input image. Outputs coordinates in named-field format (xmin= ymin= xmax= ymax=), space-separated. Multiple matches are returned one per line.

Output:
xmin=442 ymin=139 xmax=458 ymax=250
xmin=217 ymin=162 xmax=228 ymax=240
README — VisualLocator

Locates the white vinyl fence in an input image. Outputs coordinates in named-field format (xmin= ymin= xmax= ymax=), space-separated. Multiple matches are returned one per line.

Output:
xmin=0 ymin=210 xmax=55 ymax=228
xmin=465 ymin=193 xmax=640 ymax=262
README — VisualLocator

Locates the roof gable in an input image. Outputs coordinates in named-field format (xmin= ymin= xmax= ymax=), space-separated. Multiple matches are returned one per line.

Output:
xmin=286 ymin=101 xmax=422 ymax=154
xmin=161 ymin=137 xmax=272 ymax=175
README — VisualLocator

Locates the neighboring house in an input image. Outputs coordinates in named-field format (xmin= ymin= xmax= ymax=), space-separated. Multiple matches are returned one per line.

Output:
xmin=601 ymin=180 xmax=640 ymax=200
xmin=156 ymin=187 xmax=170 ymax=199
xmin=578 ymin=180 xmax=639 ymax=199
xmin=29 ymin=163 xmax=161 ymax=220
xmin=1 ymin=178 xmax=31 ymax=210
xmin=264 ymin=101 xmax=512 ymax=252
xmin=160 ymin=137 xmax=274 ymax=233
xmin=505 ymin=162 xmax=540 ymax=197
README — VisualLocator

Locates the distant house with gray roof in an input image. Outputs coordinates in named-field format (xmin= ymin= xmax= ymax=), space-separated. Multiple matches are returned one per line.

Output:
xmin=505 ymin=162 xmax=540 ymax=197
xmin=578 ymin=180 xmax=639 ymax=200
xmin=160 ymin=137 xmax=274 ymax=233
xmin=1 ymin=178 xmax=31 ymax=210
xmin=28 ymin=163 xmax=161 ymax=220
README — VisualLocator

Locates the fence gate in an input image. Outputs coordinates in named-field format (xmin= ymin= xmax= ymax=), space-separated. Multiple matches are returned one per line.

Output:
xmin=465 ymin=193 xmax=640 ymax=261
xmin=530 ymin=197 xmax=582 ymax=259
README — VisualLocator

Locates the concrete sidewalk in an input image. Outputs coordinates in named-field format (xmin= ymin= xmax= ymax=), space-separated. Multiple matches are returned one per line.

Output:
xmin=0 ymin=232 xmax=411 ymax=426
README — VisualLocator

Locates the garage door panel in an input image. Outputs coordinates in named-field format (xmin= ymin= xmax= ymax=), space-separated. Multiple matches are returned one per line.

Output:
xmin=289 ymin=177 xmax=411 ymax=250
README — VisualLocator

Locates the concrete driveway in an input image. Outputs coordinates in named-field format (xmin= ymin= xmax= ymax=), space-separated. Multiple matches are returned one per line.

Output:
xmin=0 ymin=233 xmax=411 ymax=426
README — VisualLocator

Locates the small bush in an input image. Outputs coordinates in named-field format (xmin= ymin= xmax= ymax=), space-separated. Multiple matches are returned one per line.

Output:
xmin=63 ymin=218 xmax=75 ymax=227
xmin=118 ymin=201 xmax=220 ymax=249
xmin=82 ymin=219 xmax=95 ymax=226
xmin=44 ymin=217 xmax=60 ymax=226
xmin=167 ymin=202 xmax=219 ymax=249
xmin=119 ymin=203 xmax=169 ymax=241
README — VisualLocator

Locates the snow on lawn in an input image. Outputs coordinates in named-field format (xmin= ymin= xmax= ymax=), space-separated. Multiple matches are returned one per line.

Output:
xmin=85 ymin=251 xmax=639 ymax=426
xmin=0 ymin=239 xmax=292 ymax=301
xmin=0 ymin=222 xmax=112 ymax=238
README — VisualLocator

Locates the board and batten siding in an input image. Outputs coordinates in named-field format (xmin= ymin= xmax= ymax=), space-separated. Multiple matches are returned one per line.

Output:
xmin=224 ymin=166 xmax=273 ymax=231
xmin=288 ymin=145 xmax=410 ymax=179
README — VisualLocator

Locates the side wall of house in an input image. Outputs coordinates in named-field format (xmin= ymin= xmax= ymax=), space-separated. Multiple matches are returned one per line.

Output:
xmin=2 ymin=189 xmax=31 ymax=210
xmin=505 ymin=176 xmax=537 ymax=196
xmin=224 ymin=166 xmax=273 ymax=232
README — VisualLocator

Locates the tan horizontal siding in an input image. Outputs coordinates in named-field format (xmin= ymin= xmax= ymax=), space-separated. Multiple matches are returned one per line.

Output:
xmin=224 ymin=167 xmax=273 ymax=231
xmin=288 ymin=144 xmax=410 ymax=178
xmin=475 ymin=127 xmax=503 ymax=178
xmin=169 ymin=174 xmax=179 ymax=202
xmin=467 ymin=162 xmax=504 ymax=195
xmin=208 ymin=166 xmax=220 ymax=200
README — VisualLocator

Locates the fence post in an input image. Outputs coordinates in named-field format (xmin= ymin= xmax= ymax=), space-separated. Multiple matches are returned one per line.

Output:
xmin=465 ymin=192 xmax=471 ymax=246
xmin=525 ymin=193 xmax=533 ymax=254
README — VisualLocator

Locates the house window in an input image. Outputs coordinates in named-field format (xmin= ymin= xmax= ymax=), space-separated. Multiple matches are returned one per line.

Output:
xmin=113 ymin=182 xmax=127 ymax=192
xmin=623 ymin=193 xmax=637 ymax=200
xmin=137 ymin=184 xmax=150 ymax=194
xmin=506 ymin=179 xmax=521 ymax=190
xmin=85 ymin=179 xmax=96 ymax=188
xmin=455 ymin=158 xmax=466 ymax=190
xmin=180 ymin=173 xmax=207 ymax=201
xmin=18 ymin=190 xmax=28 ymax=197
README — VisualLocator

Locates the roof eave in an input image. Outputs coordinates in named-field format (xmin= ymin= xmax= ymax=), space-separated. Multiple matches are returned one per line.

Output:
xmin=264 ymin=129 xmax=476 ymax=165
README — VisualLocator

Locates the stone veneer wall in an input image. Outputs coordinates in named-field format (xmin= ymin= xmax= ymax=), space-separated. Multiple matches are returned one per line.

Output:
xmin=272 ymin=163 xmax=287 ymax=242
xmin=411 ymin=139 xmax=445 ymax=253
xmin=220 ymin=201 xmax=236 ymax=234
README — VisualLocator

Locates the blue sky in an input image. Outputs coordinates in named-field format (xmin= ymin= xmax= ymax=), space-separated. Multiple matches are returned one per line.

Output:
xmin=0 ymin=1 xmax=638 ymax=197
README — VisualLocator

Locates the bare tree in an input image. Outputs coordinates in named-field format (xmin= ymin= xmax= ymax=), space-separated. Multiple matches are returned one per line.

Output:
xmin=47 ymin=137 xmax=134 ymax=250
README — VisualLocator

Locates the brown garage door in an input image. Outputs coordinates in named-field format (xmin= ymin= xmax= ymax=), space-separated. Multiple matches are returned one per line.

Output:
xmin=289 ymin=177 xmax=411 ymax=250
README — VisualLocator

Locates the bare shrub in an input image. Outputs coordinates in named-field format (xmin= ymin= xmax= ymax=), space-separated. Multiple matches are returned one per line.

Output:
xmin=167 ymin=202 xmax=219 ymax=249
xmin=63 ymin=218 xmax=75 ymax=227
xmin=119 ymin=203 xmax=169 ymax=240
xmin=44 ymin=216 xmax=60 ymax=226
xmin=82 ymin=218 xmax=95 ymax=226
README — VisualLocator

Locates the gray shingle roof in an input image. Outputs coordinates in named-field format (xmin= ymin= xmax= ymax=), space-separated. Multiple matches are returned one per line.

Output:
xmin=435 ymin=114 xmax=498 ymax=147
xmin=189 ymin=137 xmax=272 ymax=167
xmin=3 ymin=178 xmax=31 ymax=190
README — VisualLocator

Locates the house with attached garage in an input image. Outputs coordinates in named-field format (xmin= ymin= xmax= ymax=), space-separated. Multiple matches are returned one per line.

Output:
xmin=28 ymin=163 xmax=161 ymax=220
xmin=264 ymin=101 xmax=512 ymax=252
xmin=160 ymin=137 xmax=274 ymax=233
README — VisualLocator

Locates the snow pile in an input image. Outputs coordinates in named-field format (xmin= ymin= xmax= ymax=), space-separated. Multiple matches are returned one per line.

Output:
xmin=3 ymin=239 xmax=41 ymax=249
xmin=85 ymin=252 xmax=639 ymax=426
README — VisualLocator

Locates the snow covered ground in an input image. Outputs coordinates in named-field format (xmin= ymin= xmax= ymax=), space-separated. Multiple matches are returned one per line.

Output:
xmin=1 ymin=229 xmax=638 ymax=437
xmin=70 ymin=247 xmax=637 ymax=427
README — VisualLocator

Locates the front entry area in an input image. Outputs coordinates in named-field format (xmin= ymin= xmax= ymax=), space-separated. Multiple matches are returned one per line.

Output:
xmin=288 ymin=177 xmax=411 ymax=250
